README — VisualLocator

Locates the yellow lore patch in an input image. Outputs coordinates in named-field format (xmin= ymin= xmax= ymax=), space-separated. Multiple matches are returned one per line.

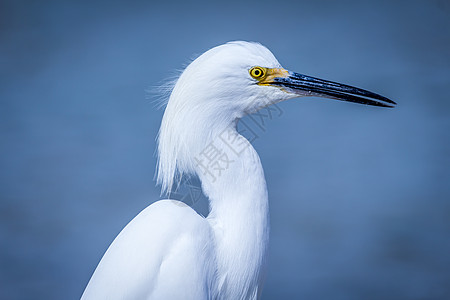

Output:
xmin=249 ymin=67 xmax=289 ymax=85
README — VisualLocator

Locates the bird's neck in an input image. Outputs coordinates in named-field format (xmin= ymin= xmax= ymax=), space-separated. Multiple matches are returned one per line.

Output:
xmin=197 ymin=123 xmax=269 ymax=299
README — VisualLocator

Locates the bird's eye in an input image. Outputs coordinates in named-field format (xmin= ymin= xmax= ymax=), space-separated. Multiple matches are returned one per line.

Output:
xmin=249 ymin=67 xmax=266 ymax=80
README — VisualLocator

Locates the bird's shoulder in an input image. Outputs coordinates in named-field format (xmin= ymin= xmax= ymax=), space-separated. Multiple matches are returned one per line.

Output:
xmin=103 ymin=199 xmax=211 ymax=256
xmin=82 ymin=200 xmax=216 ymax=299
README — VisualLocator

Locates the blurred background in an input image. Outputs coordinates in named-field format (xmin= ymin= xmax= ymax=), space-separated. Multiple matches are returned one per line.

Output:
xmin=1 ymin=0 xmax=449 ymax=299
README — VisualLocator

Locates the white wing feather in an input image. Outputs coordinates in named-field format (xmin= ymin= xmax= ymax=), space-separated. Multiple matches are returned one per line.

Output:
xmin=81 ymin=200 xmax=217 ymax=300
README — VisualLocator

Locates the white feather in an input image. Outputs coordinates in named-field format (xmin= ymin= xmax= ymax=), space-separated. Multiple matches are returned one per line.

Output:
xmin=82 ymin=41 xmax=293 ymax=300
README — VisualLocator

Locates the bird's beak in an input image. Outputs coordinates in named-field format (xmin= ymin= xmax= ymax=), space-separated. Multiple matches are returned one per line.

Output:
xmin=263 ymin=69 xmax=396 ymax=108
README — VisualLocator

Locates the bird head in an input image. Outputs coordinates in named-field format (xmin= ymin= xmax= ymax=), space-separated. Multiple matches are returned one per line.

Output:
xmin=157 ymin=41 xmax=395 ymax=194
xmin=169 ymin=41 xmax=395 ymax=119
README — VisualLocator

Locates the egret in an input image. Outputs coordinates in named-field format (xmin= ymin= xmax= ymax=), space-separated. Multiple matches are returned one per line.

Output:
xmin=81 ymin=41 xmax=395 ymax=299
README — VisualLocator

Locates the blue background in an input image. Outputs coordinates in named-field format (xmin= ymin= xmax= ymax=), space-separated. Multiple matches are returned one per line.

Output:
xmin=1 ymin=0 xmax=449 ymax=299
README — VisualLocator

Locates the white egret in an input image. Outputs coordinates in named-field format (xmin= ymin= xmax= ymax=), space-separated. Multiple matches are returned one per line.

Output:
xmin=81 ymin=41 xmax=395 ymax=300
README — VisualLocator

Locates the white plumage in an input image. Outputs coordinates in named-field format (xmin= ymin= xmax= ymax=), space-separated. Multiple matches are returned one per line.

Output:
xmin=82 ymin=200 xmax=217 ymax=299
xmin=82 ymin=41 xmax=394 ymax=300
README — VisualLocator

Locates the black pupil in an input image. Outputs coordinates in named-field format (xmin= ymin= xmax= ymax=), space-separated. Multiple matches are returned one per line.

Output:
xmin=254 ymin=69 xmax=261 ymax=76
